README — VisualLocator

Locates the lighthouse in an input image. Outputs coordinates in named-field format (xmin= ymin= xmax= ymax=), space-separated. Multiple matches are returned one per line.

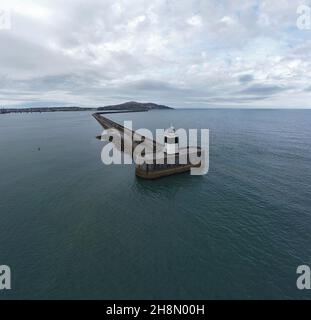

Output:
xmin=164 ymin=126 xmax=179 ymax=155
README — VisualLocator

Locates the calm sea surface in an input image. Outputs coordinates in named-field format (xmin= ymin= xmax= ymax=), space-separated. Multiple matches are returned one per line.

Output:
xmin=0 ymin=109 xmax=310 ymax=299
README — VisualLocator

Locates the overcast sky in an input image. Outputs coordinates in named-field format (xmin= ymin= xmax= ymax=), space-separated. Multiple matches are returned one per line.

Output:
xmin=1 ymin=0 xmax=311 ymax=108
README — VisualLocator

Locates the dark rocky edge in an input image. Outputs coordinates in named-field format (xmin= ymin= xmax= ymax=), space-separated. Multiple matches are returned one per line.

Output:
xmin=0 ymin=106 xmax=97 ymax=114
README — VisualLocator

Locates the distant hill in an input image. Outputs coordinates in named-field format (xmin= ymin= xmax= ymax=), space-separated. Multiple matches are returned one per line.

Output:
xmin=97 ymin=101 xmax=173 ymax=111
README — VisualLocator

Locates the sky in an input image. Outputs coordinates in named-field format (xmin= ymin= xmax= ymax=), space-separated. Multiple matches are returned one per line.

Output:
xmin=0 ymin=0 xmax=311 ymax=108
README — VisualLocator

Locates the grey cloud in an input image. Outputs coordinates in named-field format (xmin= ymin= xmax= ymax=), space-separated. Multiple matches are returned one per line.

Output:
xmin=187 ymin=95 xmax=268 ymax=104
xmin=238 ymin=74 xmax=254 ymax=84
xmin=0 ymin=0 xmax=310 ymax=108
xmin=125 ymin=80 xmax=177 ymax=91
xmin=239 ymin=84 xmax=288 ymax=96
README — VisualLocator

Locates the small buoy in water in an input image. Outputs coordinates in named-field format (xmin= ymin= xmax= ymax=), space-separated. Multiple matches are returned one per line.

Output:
xmin=38 ymin=147 xmax=41 ymax=151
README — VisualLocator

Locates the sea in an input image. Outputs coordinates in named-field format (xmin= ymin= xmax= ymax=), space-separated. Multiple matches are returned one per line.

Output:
xmin=0 ymin=109 xmax=310 ymax=299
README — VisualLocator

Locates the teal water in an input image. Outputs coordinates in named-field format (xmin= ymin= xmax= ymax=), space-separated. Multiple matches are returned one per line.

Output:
xmin=0 ymin=109 xmax=310 ymax=299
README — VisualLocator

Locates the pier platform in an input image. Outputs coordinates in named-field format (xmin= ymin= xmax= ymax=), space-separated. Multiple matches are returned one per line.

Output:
xmin=93 ymin=112 xmax=202 ymax=179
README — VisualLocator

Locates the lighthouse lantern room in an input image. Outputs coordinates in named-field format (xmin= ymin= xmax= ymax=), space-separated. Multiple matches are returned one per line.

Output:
xmin=164 ymin=126 xmax=179 ymax=155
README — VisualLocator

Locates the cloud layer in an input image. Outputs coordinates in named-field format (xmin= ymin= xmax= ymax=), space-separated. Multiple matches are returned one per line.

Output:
xmin=1 ymin=0 xmax=311 ymax=108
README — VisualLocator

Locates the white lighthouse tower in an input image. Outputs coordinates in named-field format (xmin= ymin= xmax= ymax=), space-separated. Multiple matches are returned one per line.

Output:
xmin=164 ymin=125 xmax=179 ymax=155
